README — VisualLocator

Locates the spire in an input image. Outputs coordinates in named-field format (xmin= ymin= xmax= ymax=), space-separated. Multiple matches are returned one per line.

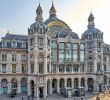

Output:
xmin=36 ymin=2 xmax=43 ymax=21
xmin=88 ymin=12 xmax=95 ymax=28
xmin=49 ymin=1 xmax=56 ymax=17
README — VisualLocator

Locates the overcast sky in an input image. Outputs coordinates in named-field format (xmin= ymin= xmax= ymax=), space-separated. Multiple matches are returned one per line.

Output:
xmin=0 ymin=0 xmax=110 ymax=44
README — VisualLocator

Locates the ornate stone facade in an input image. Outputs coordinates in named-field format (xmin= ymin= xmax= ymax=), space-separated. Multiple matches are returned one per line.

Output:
xmin=0 ymin=3 xmax=110 ymax=100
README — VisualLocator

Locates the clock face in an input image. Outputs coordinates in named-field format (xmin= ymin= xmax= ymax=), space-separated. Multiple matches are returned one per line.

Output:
xmin=49 ymin=25 xmax=62 ymax=37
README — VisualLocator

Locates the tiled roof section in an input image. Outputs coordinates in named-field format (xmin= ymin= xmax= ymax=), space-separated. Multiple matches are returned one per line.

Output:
xmin=2 ymin=33 xmax=28 ymax=41
xmin=0 ymin=34 xmax=28 ymax=49
xmin=81 ymin=27 xmax=101 ymax=39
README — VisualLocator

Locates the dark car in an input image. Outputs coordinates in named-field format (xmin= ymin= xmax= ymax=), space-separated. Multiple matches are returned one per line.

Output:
xmin=9 ymin=89 xmax=17 ymax=97
xmin=73 ymin=87 xmax=85 ymax=97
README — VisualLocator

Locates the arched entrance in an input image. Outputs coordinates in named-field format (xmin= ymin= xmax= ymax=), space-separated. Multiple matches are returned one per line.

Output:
xmin=87 ymin=78 xmax=94 ymax=93
xmin=60 ymin=78 xmax=65 ymax=89
xmin=47 ymin=79 xmax=50 ymax=95
xmin=1 ymin=79 xmax=8 ymax=94
xmin=30 ymin=80 xmax=34 ymax=97
xmin=11 ymin=78 xmax=17 ymax=91
xmin=81 ymin=78 xmax=85 ymax=87
xmin=21 ymin=78 xmax=27 ymax=94
xmin=74 ymin=78 xmax=79 ymax=89
xmin=67 ymin=78 xmax=72 ymax=87
xmin=52 ymin=78 xmax=57 ymax=93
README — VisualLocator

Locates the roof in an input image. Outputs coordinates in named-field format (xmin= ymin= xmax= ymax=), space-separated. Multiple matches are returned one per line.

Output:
xmin=81 ymin=27 xmax=101 ymax=39
xmin=57 ymin=29 xmax=79 ymax=39
xmin=44 ymin=16 xmax=70 ymax=29
xmin=2 ymin=33 xmax=28 ymax=41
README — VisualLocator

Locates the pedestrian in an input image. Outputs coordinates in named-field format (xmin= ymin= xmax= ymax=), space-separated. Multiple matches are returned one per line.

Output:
xmin=81 ymin=97 xmax=83 ymax=100
xmin=22 ymin=97 xmax=23 ymax=100
xmin=96 ymin=94 xmax=100 ymax=100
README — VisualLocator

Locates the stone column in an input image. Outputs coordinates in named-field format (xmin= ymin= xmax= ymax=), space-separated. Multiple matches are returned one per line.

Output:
xmin=0 ymin=79 xmax=1 ymax=94
xmin=79 ymin=78 xmax=80 ymax=88
xmin=85 ymin=79 xmax=88 ymax=91
xmin=34 ymin=53 xmax=38 ymax=74
xmin=44 ymin=84 xmax=47 ymax=99
xmin=49 ymin=80 xmax=52 ymax=94
xmin=57 ymin=65 xmax=59 ymax=74
xmin=44 ymin=53 xmax=47 ymax=74
xmin=64 ymin=79 xmax=67 ymax=88
xmin=27 ymin=81 xmax=31 ymax=96
xmin=57 ymin=79 xmax=60 ymax=93
xmin=36 ymin=86 xmax=39 ymax=100
xmin=18 ymin=81 xmax=21 ymax=94
xmin=72 ymin=78 xmax=74 ymax=88
xmin=8 ymin=82 xmax=11 ymax=93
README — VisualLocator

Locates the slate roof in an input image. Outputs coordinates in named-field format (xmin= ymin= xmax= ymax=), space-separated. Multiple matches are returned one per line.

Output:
xmin=2 ymin=33 xmax=28 ymax=41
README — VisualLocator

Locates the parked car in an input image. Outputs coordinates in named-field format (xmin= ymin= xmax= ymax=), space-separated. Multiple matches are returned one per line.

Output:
xmin=9 ymin=89 xmax=17 ymax=97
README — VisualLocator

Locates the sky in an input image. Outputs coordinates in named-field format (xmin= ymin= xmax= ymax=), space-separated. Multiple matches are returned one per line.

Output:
xmin=0 ymin=0 xmax=110 ymax=44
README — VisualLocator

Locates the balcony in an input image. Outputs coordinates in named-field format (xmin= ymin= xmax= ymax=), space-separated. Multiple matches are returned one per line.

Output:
xmin=0 ymin=60 xmax=8 ymax=64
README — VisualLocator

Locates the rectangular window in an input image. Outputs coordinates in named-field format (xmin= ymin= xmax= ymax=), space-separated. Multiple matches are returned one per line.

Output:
xmin=2 ymin=54 xmax=7 ymax=61
xmin=22 ymin=65 xmax=26 ymax=73
xmin=52 ymin=64 xmax=56 ymax=73
xmin=51 ymin=41 xmax=57 ymax=48
xmin=30 ymin=38 xmax=34 ymax=46
xmin=12 ymin=42 xmax=17 ymax=48
xmin=103 ymin=57 xmax=106 ymax=62
xmin=80 ymin=51 xmax=84 ymax=62
xmin=2 ymin=41 xmax=7 ymax=47
xmin=88 ymin=42 xmax=93 ymax=49
xmin=22 ymin=42 xmax=26 ymax=48
xmin=59 ymin=65 xmax=64 ymax=72
xmin=104 ymin=65 xmax=106 ymax=71
xmin=12 ymin=53 xmax=16 ymax=62
xmin=21 ymin=55 xmax=27 ymax=62
xmin=38 ymin=38 xmax=43 ymax=45
xmin=2 ymin=64 xmax=6 ymax=73
xmin=73 ymin=51 xmax=78 ymax=63
xmin=47 ymin=64 xmax=50 ymax=73
xmin=66 ymin=66 xmax=71 ymax=73
xmin=59 ymin=42 xmax=65 ymax=49
xmin=12 ymin=64 xmax=16 ymax=73
xmin=51 ymin=50 xmax=57 ymax=61
xmin=66 ymin=50 xmax=71 ymax=61
xmin=31 ymin=64 xmax=34 ymax=73
xmin=39 ymin=64 xmax=43 ymax=74
xmin=73 ymin=43 xmax=78 ymax=50
xmin=59 ymin=50 xmax=65 ymax=62
xmin=73 ymin=66 xmax=79 ymax=72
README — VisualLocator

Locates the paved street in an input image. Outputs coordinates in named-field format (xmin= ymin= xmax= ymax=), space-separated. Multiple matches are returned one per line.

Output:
xmin=0 ymin=93 xmax=110 ymax=100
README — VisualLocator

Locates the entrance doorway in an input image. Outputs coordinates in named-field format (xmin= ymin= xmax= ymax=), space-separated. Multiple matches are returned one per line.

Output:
xmin=30 ymin=80 xmax=34 ymax=97
xmin=39 ymin=87 xmax=43 ymax=98
xmin=87 ymin=78 xmax=94 ymax=93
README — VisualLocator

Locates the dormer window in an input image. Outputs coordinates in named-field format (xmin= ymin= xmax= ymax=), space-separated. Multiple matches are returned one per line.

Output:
xmin=12 ymin=42 xmax=17 ymax=48
xmin=89 ymin=34 xmax=92 ymax=40
xmin=2 ymin=41 xmax=7 ymax=47
xmin=22 ymin=42 xmax=26 ymax=48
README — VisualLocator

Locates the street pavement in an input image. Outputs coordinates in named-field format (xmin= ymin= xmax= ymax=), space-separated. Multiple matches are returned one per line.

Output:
xmin=0 ymin=92 xmax=110 ymax=100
